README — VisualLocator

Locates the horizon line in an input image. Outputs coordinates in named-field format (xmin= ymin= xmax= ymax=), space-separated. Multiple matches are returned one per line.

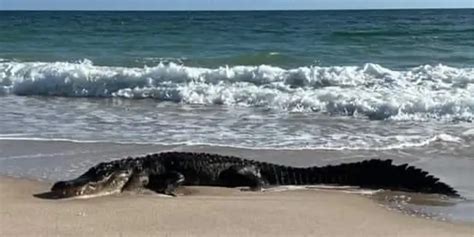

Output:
xmin=1 ymin=7 xmax=473 ymax=11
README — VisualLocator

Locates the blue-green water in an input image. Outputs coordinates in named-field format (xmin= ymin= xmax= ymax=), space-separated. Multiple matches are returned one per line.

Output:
xmin=0 ymin=9 xmax=473 ymax=146
xmin=1 ymin=10 xmax=474 ymax=120
xmin=1 ymin=10 xmax=473 ymax=68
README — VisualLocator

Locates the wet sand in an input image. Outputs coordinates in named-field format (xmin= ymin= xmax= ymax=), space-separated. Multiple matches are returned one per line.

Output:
xmin=1 ymin=176 xmax=473 ymax=237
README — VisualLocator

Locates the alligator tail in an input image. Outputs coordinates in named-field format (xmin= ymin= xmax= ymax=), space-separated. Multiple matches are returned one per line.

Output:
xmin=305 ymin=159 xmax=459 ymax=196
xmin=272 ymin=159 xmax=459 ymax=197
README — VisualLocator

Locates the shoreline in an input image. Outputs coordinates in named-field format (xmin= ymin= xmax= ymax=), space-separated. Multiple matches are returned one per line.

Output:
xmin=1 ymin=138 xmax=474 ymax=225
xmin=1 ymin=175 xmax=473 ymax=236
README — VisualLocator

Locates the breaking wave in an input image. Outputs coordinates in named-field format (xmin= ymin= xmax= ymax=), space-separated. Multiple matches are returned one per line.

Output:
xmin=1 ymin=60 xmax=473 ymax=121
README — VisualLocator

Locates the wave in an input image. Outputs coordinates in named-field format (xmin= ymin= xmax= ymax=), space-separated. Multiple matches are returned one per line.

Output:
xmin=331 ymin=28 xmax=474 ymax=37
xmin=1 ymin=60 xmax=473 ymax=121
xmin=0 ymin=133 xmax=464 ymax=151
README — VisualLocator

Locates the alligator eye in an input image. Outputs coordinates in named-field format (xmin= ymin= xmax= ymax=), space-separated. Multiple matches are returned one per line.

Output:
xmin=117 ymin=171 xmax=131 ymax=178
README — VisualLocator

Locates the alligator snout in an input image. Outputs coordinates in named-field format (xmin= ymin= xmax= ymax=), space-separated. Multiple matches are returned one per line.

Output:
xmin=50 ymin=170 xmax=134 ymax=198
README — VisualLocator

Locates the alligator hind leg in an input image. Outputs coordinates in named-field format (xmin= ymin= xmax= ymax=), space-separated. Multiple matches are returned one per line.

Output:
xmin=146 ymin=171 xmax=185 ymax=197
xmin=219 ymin=165 xmax=266 ymax=191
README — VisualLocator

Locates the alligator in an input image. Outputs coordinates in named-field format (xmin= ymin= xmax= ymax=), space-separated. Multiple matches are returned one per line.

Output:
xmin=51 ymin=152 xmax=459 ymax=198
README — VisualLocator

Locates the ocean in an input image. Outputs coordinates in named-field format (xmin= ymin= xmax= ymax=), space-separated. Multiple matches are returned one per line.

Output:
xmin=0 ymin=10 xmax=473 ymax=222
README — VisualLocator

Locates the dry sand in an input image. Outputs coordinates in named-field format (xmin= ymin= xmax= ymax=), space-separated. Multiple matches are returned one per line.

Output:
xmin=0 ymin=176 xmax=473 ymax=237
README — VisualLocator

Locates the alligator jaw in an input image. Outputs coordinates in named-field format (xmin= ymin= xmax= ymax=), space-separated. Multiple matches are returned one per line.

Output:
xmin=51 ymin=170 xmax=133 ymax=198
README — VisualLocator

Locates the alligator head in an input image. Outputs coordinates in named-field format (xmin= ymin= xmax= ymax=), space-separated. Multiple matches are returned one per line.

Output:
xmin=51 ymin=167 xmax=134 ymax=198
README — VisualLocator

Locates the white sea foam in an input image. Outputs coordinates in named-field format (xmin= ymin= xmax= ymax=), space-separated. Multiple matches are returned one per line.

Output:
xmin=0 ymin=133 xmax=464 ymax=151
xmin=1 ymin=60 xmax=473 ymax=121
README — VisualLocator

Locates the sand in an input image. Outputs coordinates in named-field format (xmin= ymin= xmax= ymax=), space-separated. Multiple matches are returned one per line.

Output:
xmin=0 ymin=176 xmax=472 ymax=237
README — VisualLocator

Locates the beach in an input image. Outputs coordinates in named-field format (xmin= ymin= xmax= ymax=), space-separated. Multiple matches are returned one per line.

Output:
xmin=1 ymin=176 xmax=473 ymax=237
xmin=1 ymin=9 xmax=474 ymax=236
xmin=1 ymin=139 xmax=474 ymax=236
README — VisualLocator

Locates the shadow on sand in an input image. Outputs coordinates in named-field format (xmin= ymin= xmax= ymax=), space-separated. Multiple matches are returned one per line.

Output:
xmin=33 ymin=191 xmax=66 ymax=200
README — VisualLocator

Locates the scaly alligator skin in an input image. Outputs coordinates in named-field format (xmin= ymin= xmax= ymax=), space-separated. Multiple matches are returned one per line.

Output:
xmin=51 ymin=152 xmax=459 ymax=198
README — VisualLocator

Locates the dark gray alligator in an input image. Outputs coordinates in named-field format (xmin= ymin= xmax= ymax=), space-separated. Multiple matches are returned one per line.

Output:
xmin=51 ymin=152 xmax=459 ymax=198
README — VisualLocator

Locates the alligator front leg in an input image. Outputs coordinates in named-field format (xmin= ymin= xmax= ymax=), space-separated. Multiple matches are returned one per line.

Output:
xmin=219 ymin=165 xmax=266 ymax=191
xmin=121 ymin=171 xmax=149 ymax=192
xmin=146 ymin=171 xmax=185 ymax=196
